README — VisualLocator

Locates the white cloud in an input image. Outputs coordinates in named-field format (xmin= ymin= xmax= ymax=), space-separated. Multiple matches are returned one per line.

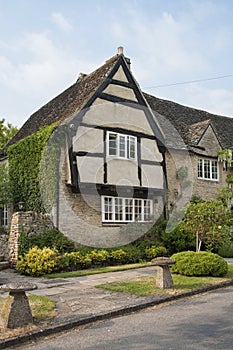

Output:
xmin=51 ymin=12 xmax=72 ymax=33
xmin=109 ymin=3 xmax=233 ymax=118
xmin=111 ymin=8 xmax=206 ymax=85
xmin=185 ymin=84 xmax=233 ymax=117
xmin=0 ymin=32 xmax=96 ymax=126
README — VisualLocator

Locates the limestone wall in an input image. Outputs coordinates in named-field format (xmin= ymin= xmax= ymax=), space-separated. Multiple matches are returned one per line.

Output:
xmin=8 ymin=211 xmax=54 ymax=267
xmin=0 ymin=232 xmax=9 ymax=259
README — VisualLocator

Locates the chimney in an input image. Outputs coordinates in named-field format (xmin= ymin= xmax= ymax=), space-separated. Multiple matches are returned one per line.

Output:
xmin=117 ymin=46 xmax=124 ymax=55
xmin=117 ymin=46 xmax=131 ymax=70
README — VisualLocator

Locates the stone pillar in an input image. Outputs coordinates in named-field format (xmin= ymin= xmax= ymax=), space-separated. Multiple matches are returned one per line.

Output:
xmin=0 ymin=283 xmax=37 ymax=329
xmin=151 ymin=257 xmax=176 ymax=289
xmin=8 ymin=211 xmax=54 ymax=267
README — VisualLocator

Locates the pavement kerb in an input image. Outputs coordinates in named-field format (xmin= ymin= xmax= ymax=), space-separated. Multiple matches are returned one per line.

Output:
xmin=0 ymin=279 xmax=233 ymax=350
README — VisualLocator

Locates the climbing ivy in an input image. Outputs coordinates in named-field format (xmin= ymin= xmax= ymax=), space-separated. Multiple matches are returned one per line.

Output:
xmin=7 ymin=124 xmax=57 ymax=212
xmin=39 ymin=125 xmax=67 ymax=213
xmin=218 ymin=149 xmax=233 ymax=170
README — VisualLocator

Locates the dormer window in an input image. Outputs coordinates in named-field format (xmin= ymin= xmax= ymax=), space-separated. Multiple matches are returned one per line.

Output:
xmin=107 ymin=131 xmax=137 ymax=160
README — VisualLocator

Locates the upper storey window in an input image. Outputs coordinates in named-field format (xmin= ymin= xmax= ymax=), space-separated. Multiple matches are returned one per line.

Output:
xmin=107 ymin=131 xmax=137 ymax=160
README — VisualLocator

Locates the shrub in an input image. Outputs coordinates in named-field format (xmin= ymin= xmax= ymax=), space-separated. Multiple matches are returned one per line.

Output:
xmin=218 ymin=242 xmax=233 ymax=258
xmin=89 ymin=249 xmax=110 ymax=266
xmin=59 ymin=251 xmax=92 ymax=270
xmin=110 ymin=249 xmax=127 ymax=264
xmin=161 ymin=223 xmax=195 ymax=255
xmin=171 ymin=251 xmax=228 ymax=277
xmin=140 ymin=215 xmax=167 ymax=242
xmin=145 ymin=245 xmax=167 ymax=260
xmin=17 ymin=246 xmax=59 ymax=276
xmin=18 ymin=229 xmax=76 ymax=256
xmin=121 ymin=246 xmax=144 ymax=263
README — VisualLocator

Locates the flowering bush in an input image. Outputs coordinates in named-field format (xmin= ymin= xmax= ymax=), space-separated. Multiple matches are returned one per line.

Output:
xmin=17 ymin=246 xmax=59 ymax=276
xmin=145 ymin=245 xmax=167 ymax=260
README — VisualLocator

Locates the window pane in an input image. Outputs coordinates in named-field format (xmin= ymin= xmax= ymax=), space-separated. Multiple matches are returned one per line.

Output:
xmin=0 ymin=205 xmax=8 ymax=227
xmin=129 ymin=136 xmax=136 ymax=159
xmin=134 ymin=199 xmax=142 ymax=221
xmin=115 ymin=198 xmax=123 ymax=221
xmin=104 ymin=197 xmax=113 ymax=221
xmin=108 ymin=133 xmax=117 ymax=156
xmin=211 ymin=161 xmax=218 ymax=179
xmin=198 ymin=159 xmax=203 ymax=178
xmin=144 ymin=200 xmax=151 ymax=220
xmin=125 ymin=199 xmax=133 ymax=221
xmin=119 ymin=136 xmax=126 ymax=157
xmin=204 ymin=160 xmax=210 ymax=179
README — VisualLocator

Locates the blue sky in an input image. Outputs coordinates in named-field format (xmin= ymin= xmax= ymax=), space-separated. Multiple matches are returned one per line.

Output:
xmin=1 ymin=0 xmax=233 ymax=127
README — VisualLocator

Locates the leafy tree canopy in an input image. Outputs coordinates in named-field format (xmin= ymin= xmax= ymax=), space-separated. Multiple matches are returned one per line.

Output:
xmin=0 ymin=118 xmax=18 ymax=149
xmin=181 ymin=200 xmax=232 ymax=252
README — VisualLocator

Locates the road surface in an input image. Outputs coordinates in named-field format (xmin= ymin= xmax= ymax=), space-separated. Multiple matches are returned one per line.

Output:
xmin=7 ymin=286 xmax=233 ymax=350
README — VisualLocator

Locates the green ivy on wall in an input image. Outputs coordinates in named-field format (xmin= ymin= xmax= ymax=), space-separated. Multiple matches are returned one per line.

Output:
xmin=218 ymin=149 xmax=233 ymax=170
xmin=7 ymin=123 xmax=57 ymax=212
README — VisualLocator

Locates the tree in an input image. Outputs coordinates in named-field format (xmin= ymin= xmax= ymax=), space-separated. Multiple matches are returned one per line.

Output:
xmin=0 ymin=118 xmax=18 ymax=149
xmin=181 ymin=200 xmax=232 ymax=252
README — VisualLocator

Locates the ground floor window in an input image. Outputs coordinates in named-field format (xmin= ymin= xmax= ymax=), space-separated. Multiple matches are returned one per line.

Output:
xmin=102 ymin=196 xmax=153 ymax=222
xmin=0 ymin=205 xmax=8 ymax=228
xmin=198 ymin=158 xmax=219 ymax=181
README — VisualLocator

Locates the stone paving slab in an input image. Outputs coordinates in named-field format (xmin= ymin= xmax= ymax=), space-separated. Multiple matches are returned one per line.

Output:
xmin=0 ymin=262 xmax=233 ymax=349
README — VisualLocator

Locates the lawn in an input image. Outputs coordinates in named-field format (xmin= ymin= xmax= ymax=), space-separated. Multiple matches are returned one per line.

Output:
xmin=46 ymin=262 xmax=150 ymax=278
xmin=0 ymin=294 xmax=56 ymax=340
xmin=0 ymin=294 xmax=56 ymax=323
xmin=96 ymin=264 xmax=233 ymax=296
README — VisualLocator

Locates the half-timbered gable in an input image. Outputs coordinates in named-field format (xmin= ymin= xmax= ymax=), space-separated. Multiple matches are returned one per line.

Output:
xmin=63 ymin=51 xmax=166 ymax=235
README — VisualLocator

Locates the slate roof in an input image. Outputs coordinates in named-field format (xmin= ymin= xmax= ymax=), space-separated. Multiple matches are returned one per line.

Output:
xmin=3 ymin=52 xmax=233 ymax=153
xmin=188 ymin=119 xmax=211 ymax=146
xmin=4 ymin=53 xmax=122 ymax=150
xmin=144 ymin=93 xmax=233 ymax=150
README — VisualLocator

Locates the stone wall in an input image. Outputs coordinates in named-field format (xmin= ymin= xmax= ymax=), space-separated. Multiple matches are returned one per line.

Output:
xmin=191 ymin=155 xmax=228 ymax=200
xmin=0 ymin=232 xmax=9 ymax=259
xmin=8 ymin=211 xmax=54 ymax=267
xmin=165 ymin=148 xmax=229 ymax=205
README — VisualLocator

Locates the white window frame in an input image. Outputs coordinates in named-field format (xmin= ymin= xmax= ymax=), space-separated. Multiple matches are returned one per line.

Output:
xmin=101 ymin=196 xmax=153 ymax=223
xmin=0 ymin=205 xmax=8 ymax=228
xmin=106 ymin=131 xmax=137 ymax=160
xmin=198 ymin=158 xmax=219 ymax=181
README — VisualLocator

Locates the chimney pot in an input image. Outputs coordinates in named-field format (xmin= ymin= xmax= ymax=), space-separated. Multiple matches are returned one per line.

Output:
xmin=117 ymin=46 xmax=124 ymax=55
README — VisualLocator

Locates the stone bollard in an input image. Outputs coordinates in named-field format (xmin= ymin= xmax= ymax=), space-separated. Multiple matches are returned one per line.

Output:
xmin=0 ymin=283 xmax=37 ymax=328
xmin=151 ymin=257 xmax=176 ymax=289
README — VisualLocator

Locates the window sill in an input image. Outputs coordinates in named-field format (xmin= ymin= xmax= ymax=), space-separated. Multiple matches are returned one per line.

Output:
xmin=102 ymin=223 xmax=124 ymax=227
xmin=197 ymin=177 xmax=219 ymax=183
xmin=107 ymin=156 xmax=136 ymax=161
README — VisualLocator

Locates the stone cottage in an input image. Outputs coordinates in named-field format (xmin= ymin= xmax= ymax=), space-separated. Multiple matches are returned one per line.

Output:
xmin=1 ymin=47 xmax=233 ymax=248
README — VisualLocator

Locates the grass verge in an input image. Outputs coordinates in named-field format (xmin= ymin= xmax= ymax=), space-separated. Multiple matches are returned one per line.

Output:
xmin=46 ymin=262 xmax=150 ymax=278
xmin=0 ymin=295 xmax=56 ymax=340
xmin=96 ymin=264 xmax=233 ymax=296
xmin=0 ymin=295 xmax=56 ymax=324
xmin=29 ymin=295 xmax=57 ymax=322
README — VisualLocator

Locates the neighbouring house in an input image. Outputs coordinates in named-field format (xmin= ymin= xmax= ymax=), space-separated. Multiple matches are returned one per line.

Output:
xmin=145 ymin=94 xmax=233 ymax=207
xmin=1 ymin=47 xmax=233 ymax=247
